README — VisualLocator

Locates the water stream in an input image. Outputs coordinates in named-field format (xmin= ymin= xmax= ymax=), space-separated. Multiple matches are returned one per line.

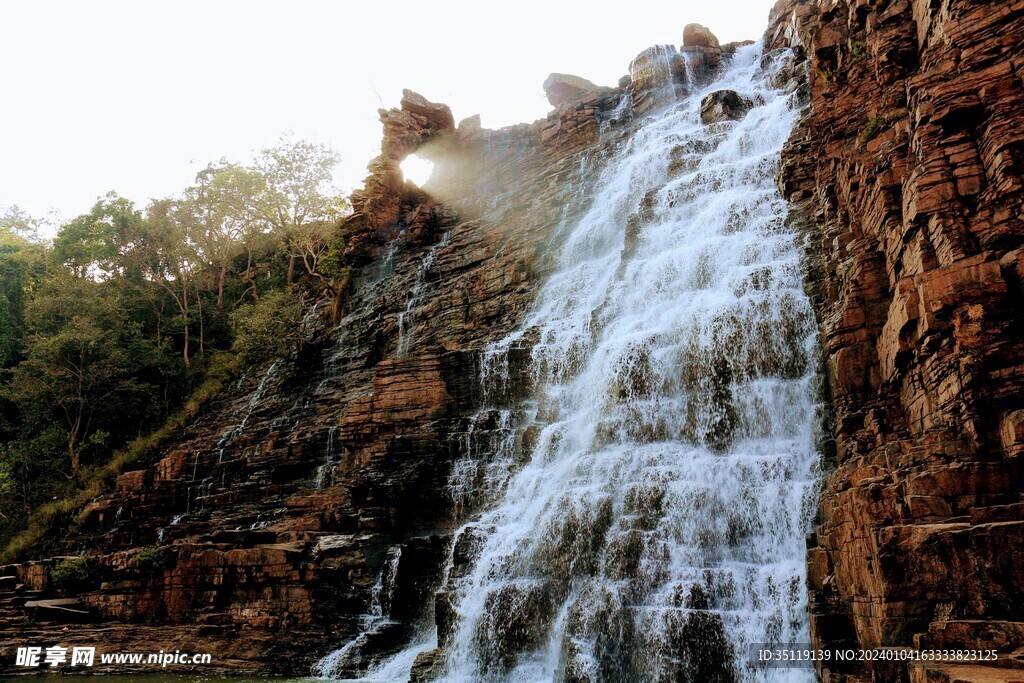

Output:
xmin=319 ymin=41 xmax=820 ymax=683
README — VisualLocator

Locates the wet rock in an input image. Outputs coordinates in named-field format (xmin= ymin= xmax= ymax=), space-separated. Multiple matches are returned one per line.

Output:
xmin=602 ymin=529 xmax=645 ymax=580
xmin=410 ymin=649 xmax=443 ymax=682
xmin=659 ymin=607 xmax=736 ymax=682
xmin=475 ymin=580 xmax=556 ymax=671
xmin=703 ymin=356 xmax=738 ymax=453
xmin=559 ymin=584 xmax=640 ymax=681
xmin=700 ymin=90 xmax=754 ymax=124
xmin=434 ymin=590 xmax=457 ymax=649
xmin=450 ymin=524 xmax=486 ymax=580
xmin=628 ymin=45 xmax=688 ymax=114
xmin=531 ymin=495 xmax=613 ymax=584
xmin=721 ymin=39 xmax=755 ymax=55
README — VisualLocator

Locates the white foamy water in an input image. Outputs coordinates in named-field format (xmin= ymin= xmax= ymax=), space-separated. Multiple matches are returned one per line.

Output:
xmin=319 ymin=41 xmax=820 ymax=683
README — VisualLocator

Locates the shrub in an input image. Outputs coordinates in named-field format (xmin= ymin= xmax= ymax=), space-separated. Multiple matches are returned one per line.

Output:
xmin=849 ymin=40 xmax=868 ymax=65
xmin=50 ymin=555 xmax=92 ymax=590
xmin=230 ymin=289 xmax=305 ymax=366
xmin=860 ymin=115 xmax=890 ymax=144
xmin=132 ymin=546 xmax=170 ymax=572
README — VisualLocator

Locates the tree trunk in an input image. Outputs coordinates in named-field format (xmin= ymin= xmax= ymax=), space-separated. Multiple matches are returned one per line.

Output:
xmin=246 ymin=248 xmax=259 ymax=302
xmin=197 ymin=286 xmax=205 ymax=360
xmin=286 ymin=254 xmax=297 ymax=287
xmin=68 ymin=415 xmax=81 ymax=475
xmin=182 ymin=278 xmax=190 ymax=368
xmin=217 ymin=264 xmax=226 ymax=309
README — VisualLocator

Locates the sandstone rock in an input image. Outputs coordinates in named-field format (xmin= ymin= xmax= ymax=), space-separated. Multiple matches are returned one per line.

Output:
xmin=542 ymin=73 xmax=612 ymax=108
xmin=399 ymin=89 xmax=454 ymax=132
xmin=0 ymin=56 xmax=635 ymax=677
xmin=683 ymin=23 xmax=720 ymax=50
xmin=457 ymin=114 xmax=481 ymax=136
xmin=700 ymin=89 xmax=754 ymax=124
xmin=773 ymin=0 xmax=1024 ymax=679
xmin=628 ymin=45 xmax=688 ymax=114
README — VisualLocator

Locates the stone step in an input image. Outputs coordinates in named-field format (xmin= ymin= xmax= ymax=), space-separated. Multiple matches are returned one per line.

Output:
xmin=970 ymin=502 xmax=1024 ymax=525
xmin=23 ymin=597 xmax=93 ymax=622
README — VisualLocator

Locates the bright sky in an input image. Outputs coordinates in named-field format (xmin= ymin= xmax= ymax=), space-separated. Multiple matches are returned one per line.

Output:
xmin=0 ymin=0 xmax=777 ymax=224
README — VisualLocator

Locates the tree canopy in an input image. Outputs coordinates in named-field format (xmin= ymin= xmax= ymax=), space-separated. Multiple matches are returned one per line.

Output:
xmin=0 ymin=137 xmax=351 ymax=547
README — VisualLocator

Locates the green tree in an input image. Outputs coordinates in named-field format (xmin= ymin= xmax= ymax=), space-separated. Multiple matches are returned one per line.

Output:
xmin=211 ymin=136 xmax=349 ymax=287
xmin=0 ymin=209 xmax=48 ymax=367
xmin=229 ymin=289 xmax=304 ymax=365
xmin=7 ymin=315 xmax=141 ymax=474
xmin=1 ymin=205 xmax=42 ymax=246
xmin=52 ymin=193 xmax=142 ymax=278
xmin=132 ymin=199 xmax=202 ymax=367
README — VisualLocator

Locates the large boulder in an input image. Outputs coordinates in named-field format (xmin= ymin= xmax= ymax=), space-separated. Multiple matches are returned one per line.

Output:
xmin=700 ymin=89 xmax=755 ymax=124
xmin=400 ymin=89 xmax=455 ymax=132
xmin=628 ymin=45 xmax=688 ymax=113
xmin=683 ymin=23 xmax=721 ymax=49
xmin=542 ymin=73 xmax=612 ymax=108
xmin=680 ymin=24 xmax=725 ymax=86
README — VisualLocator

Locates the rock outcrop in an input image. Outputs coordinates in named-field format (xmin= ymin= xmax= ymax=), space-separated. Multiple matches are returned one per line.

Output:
xmin=771 ymin=0 xmax=1024 ymax=679
xmin=542 ymin=73 xmax=613 ymax=109
xmin=700 ymin=89 xmax=755 ymax=123
xmin=683 ymin=23 xmax=721 ymax=50
xmin=0 ymin=80 xmax=635 ymax=676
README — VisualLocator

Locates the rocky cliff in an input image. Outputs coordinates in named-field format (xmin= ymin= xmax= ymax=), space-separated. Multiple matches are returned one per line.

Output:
xmin=0 ymin=44 xmax=723 ymax=675
xmin=1 ymin=4 xmax=1022 ymax=682
xmin=771 ymin=0 xmax=1024 ymax=680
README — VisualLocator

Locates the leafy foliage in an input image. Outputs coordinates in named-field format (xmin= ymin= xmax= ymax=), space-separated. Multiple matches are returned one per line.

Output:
xmin=132 ymin=546 xmax=171 ymax=572
xmin=230 ymin=289 xmax=305 ymax=365
xmin=859 ymin=114 xmax=890 ymax=143
xmin=50 ymin=555 xmax=93 ymax=589
xmin=0 ymin=137 xmax=351 ymax=554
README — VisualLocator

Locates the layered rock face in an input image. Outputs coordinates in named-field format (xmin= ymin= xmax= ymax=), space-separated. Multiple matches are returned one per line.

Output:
xmin=771 ymin=0 xmax=1024 ymax=680
xmin=4 ymin=3 xmax=1021 ymax=680
xmin=0 ymin=84 xmax=636 ymax=674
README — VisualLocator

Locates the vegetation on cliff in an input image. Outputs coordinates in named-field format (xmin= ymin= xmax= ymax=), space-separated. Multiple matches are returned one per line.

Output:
xmin=0 ymin=137 xmax=350 ymax=554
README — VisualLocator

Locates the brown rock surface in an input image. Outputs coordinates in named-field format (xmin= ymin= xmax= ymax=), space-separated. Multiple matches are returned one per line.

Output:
xmin=0 ymin=79 xmax=633 ymax=676
xmin=683 ymin=23 xmax=721 ymax=49
xmin=542 ymin=73 xmax=613 ymax=108
xmin=700 ymin=89 xmax=756 ymax=123
xmin=772 ymin=0 xmax=1024 ymax=679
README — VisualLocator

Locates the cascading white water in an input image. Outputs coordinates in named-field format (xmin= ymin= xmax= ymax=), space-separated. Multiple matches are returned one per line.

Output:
xmin=319 ymin=40 xmax=820 ymax=683
xmin=314 ymin=546 xmax=405 ymax=678
xmin=397 ymin=229 xmax=452 ymax=357
xmin=441 ymin=42 xmax=817 ymax=682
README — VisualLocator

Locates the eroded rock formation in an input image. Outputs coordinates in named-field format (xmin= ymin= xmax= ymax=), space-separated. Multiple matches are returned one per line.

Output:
xmin=771 ymin=0 xmax=1024 ymax=680
xmin=2 ymin=3 xmax=1021 ymax=681
xmin=0 ymin=81 xmax=633 ymax=676
xmin=701 ymin=89 xmax=756 ymax=124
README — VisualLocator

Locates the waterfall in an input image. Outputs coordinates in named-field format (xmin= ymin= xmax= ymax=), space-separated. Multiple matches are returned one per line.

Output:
xmin=397 ymin=229 xmax=452 ymax=357
xmin=314 ymin=546 xmax=406 ymax=678
xmin=320 ymin=40 xmax=820 ymax=682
